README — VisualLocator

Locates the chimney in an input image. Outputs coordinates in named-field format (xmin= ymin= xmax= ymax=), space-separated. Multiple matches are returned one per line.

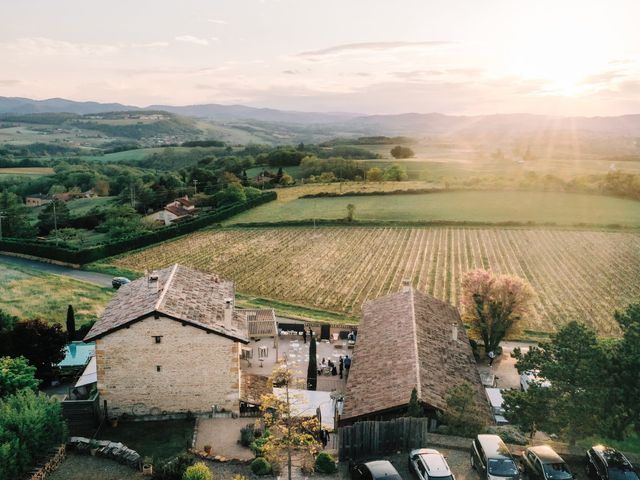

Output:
xmin=451 ymin=323 xmax=459 ymax=342
xmin=148 ymin=272 xmax=160 ymax=293
xmin=402 ymin=279 xmax=412 ymax=293
xmin=224 ymin=297 xmax=233 ymax=329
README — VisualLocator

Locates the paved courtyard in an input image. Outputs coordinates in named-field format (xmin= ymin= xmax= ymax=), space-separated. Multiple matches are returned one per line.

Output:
xmin=194 ymin=417 xmax=255 ymax=461
xmin=241 ymin=334 xmax=352 ymax=392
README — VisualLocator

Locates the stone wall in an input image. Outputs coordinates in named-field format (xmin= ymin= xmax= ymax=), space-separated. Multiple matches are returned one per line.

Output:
xmin=27 ymin=445 xmax=65 ymax=480
xmin=96 ymin=315 xmax=241 ymax=417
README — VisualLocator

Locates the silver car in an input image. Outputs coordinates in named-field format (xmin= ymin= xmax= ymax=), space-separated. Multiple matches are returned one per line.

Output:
xmin=408 ymin=449 xmax=455 ymax=480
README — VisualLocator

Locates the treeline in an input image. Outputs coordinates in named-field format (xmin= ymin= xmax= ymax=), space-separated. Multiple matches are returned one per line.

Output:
xmin=0 ymin=142 xmax=81 ymax=158
xmin=72 ymin=117 xmax=199 ymax=140
xmin=320 ymin=136 xmax=414 ymax=146
xmin=452 ymin=171 xmax=640 ymax=201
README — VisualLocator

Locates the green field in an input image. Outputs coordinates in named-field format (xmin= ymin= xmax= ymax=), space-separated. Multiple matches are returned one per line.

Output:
xmin=0 ymin=260 xmax=113 ymax=325
xmin=28 ymin=196 xmax=116 ymax=221
xmin=226 ymin=190 xmax=640 ymax=227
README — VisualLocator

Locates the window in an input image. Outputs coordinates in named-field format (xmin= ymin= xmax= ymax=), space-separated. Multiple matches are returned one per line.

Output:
xmin=156 ymin=365 xmax=161 ymax=372
xmin=153 ymin=336 xmax=163 ymax=344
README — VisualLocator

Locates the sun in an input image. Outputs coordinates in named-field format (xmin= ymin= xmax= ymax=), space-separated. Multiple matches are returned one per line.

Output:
xmin=504 ymin=21 xmax=611 ymax=97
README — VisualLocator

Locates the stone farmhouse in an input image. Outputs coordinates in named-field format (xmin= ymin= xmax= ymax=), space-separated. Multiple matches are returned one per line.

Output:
xmin=84 ymin=264 xmax=276 ymax=419
xmin=149 ymin=195 xmax=199 ymax=225
xmin=340 ymin=281 xmax=492 ymax=427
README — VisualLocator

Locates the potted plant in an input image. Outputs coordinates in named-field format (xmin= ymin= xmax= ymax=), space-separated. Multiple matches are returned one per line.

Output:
xmin=203 ymin=445 xmax=212 ymax=455
xmin=142 ymin=457 xmax=153 ymax=476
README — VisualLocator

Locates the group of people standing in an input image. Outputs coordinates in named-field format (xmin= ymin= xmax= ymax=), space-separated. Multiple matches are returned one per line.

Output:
xmin=301 ymin=326 xmax=353 ymax=380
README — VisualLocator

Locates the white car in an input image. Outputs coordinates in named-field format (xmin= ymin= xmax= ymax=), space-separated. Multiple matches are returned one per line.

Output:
xmin=520 ymin=370 xmax=551 ymax=392
xmin=408 ymin=449 xmax=455 ymax=480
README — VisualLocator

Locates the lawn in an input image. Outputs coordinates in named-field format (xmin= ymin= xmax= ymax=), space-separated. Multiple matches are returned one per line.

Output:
xmin=97 ymin=419 xmax=195 ymax=460
xmin=226 ymin=190 xmax=640 ymax=227
xmin=0 ymin=260 xmax=113 ymax=325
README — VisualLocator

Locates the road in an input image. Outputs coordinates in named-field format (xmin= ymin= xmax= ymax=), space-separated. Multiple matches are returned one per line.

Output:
xmin=0 ymin=253 xmax=114 ymax=288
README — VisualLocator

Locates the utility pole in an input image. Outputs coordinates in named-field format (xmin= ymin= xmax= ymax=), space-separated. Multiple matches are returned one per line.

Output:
xmin=193 ymin=179 xmax=198 ymax=195
xmin=0 ymin=211 xmax=6 ymax=239
xmin=130 ymin=183 xmax=136 ymax=209
xmin=52 ymin=201 xmax=59 ymax=246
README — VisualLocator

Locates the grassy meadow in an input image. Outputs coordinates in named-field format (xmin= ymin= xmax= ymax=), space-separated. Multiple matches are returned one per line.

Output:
xmin=226 ymin=190 xmax=640 ymax=227
xmin=0 ymin=167 xmax=55 ymax=176
xmin=0 ymin=260 xmax=113 ymax=325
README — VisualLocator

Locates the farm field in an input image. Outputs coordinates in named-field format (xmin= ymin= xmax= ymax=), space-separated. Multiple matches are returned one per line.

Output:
xmin=0 ymin=260 xmax=113 ymax=325
xmin=226 ymin=190 xmax=640 ymax=227
xmin=0 ymin=167 xmax=55 ymax=176
xmin=110 ymin=226 xmax=640 ymax=336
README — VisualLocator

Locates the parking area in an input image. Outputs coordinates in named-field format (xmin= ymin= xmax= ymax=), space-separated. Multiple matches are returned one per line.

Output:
xmin=336 ymin=448 xmax=589 ymax=480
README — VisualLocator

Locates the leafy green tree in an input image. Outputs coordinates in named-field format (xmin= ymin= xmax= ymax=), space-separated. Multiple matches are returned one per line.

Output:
xmin=36 ymin=198 xmax=70 ymax=235
xmin=366 ymin=167 xmax=383 ymax=182
xmin=0 ymin=356 xmax=39 ymax=397
xmin=608 ymin=304 xmax=640 ymax=435
xmin=390 ymin=145 xmax=414 ymax=159
xmin=66 ymin=305 xmax=76 ymax=341
xmin=502 ymin=385 xmax=552 ymax=437
xmin=346 ymin=204 xmax=356 ymax=222
xmin=307 ymin=336 xmax=317 ymax=391
xmin=98 ymin=205 xmax=148 ymax=240
xmin=511 ymin=321 xmax=608 ymax=444
xmin=406 ymin=387 xmax=423 ymax=417
xmin=437 ymin=383 xmax=486 ymax=436
xmin=0 ymin=191 xmax=36 ymax=238
xmin=383 ymin=164 xmax=408 ymax=181
xmin=182 ymin=462 xmax=213 ymax=480
xmin=0 ymin=310 xmax=17 ymax=356
xmin=461 ymin=269 xmax=534 ymax=353
xmin=216 ymin=183 xmax=246 ymax=206
xmin=9 ymin=319 xmax=67 ymax=382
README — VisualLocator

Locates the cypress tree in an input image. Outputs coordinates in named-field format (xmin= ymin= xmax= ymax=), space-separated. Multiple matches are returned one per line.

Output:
xmin=407 ymin=387 xmax=423 ymax=417
xmin=307 ymin=335 xmax=317 ymax=390
xmin=66 ymin=305 xmax=76 ymax=341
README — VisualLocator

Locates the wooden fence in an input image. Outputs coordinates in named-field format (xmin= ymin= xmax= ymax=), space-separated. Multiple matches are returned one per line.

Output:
xmin=338 ymin=417 xmax=453 ymax=461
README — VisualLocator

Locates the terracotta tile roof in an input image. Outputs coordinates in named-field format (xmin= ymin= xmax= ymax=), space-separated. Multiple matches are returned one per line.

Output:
xmin=240 ymin=373 xmax=272 ymax=405
xmin=342 ymin=288 xmax=492 ymax=422
xmin=176 ymin=196 xmax=194 ymax=208
xmin=242 ymin=309 xmax=278 ymax=337
xmin=85 ymin=264 xmax=249 ymax=342
xmin=164 ymin=204 xmax=192 ymax=217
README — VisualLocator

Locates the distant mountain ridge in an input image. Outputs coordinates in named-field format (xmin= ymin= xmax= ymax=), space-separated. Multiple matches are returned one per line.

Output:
xmin=2 ymin=96 xmax=640 ymax=136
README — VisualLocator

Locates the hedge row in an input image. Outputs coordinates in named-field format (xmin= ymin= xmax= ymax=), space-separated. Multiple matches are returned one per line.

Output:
xmin=0 ymin=191 xmax=276 ymax=265
xmin=299 ymin=188 xmax=452 ymax=198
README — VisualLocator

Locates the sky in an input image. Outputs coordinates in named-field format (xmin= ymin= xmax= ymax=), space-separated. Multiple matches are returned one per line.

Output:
xmin=1 ymin=0 xmax=639 ymax=116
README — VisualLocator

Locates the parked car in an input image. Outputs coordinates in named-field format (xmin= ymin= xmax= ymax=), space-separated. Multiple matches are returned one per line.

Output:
xmin=351 ymin=460 xmax=403 ymax=480
xmin=520 ymin=370 xmax=551 ymax=392
xmin=585 ymin=445 xmax=639 ymax=480
xmin=471 ymin=434 xmax=521 ymax=480
xmin=521 ymin=445 xmax=573 ymax=480
xmin=485 ymin=388 xmax=508 ymax=425
xmin=408 ymin=448 xmax=454 ymax=480
xmin=112 ymin=277 xmax=131 ymax=289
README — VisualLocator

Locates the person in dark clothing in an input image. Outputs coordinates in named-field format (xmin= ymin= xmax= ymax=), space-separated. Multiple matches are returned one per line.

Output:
xmin=331 ymin=364 xmax=337 ymax=376
xmin=344 ymin=355 xmax=352 ymax=380
xmin=302 ymin=329 xmax=307 ymax=344
xmin=339 ymin=356 xmax=344 ymax=379
xmin=308 ymin=327 xmax=313 ymax=338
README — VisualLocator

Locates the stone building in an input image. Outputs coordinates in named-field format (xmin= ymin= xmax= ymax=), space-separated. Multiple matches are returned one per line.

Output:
xmin=84 ymin=264 xmax=275 ymax=419
xmin=340 ymin=281 xmax=492 ymax=427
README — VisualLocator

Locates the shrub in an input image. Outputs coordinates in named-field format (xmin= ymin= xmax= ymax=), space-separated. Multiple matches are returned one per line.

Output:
xmin=182 ymin=462 xmax=213 ymax=480
xmin=486 ymin=425 xmax=528 ymax=445
xmin=153 ymin=453 xmax=195 ymax=480
xmin=0 ymin=389 xmax=67 ymax=479
xmin=240 ymin=424 xmax=256 ymax=447
xmin=250 ymin=457 xmax=272 ymax=476
xmin=250 ymin=429 xmax=271 ymax=455
xmin=315 ymin=452 xmax=337 ymax=474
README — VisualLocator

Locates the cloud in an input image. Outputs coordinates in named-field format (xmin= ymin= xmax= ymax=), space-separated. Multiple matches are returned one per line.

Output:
xmin=3 ymin=37 xmax=118 ymax=56
xmin=0 ymin=79 xmax=21 ymax=86
xmin=132 ymin=41 xmax=169 ymax=48
xmin=297 ymin=41 xmax=453 ymax=60
xmin=282 ymin=70 xmax=299 ymax=75
xmin=175 ymin=35 xmax=209 ymax=46
xmin=581 ymin=70 xmax=627 ymax=85
xmin=206 ymin=18 xmax=228 ymax=25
